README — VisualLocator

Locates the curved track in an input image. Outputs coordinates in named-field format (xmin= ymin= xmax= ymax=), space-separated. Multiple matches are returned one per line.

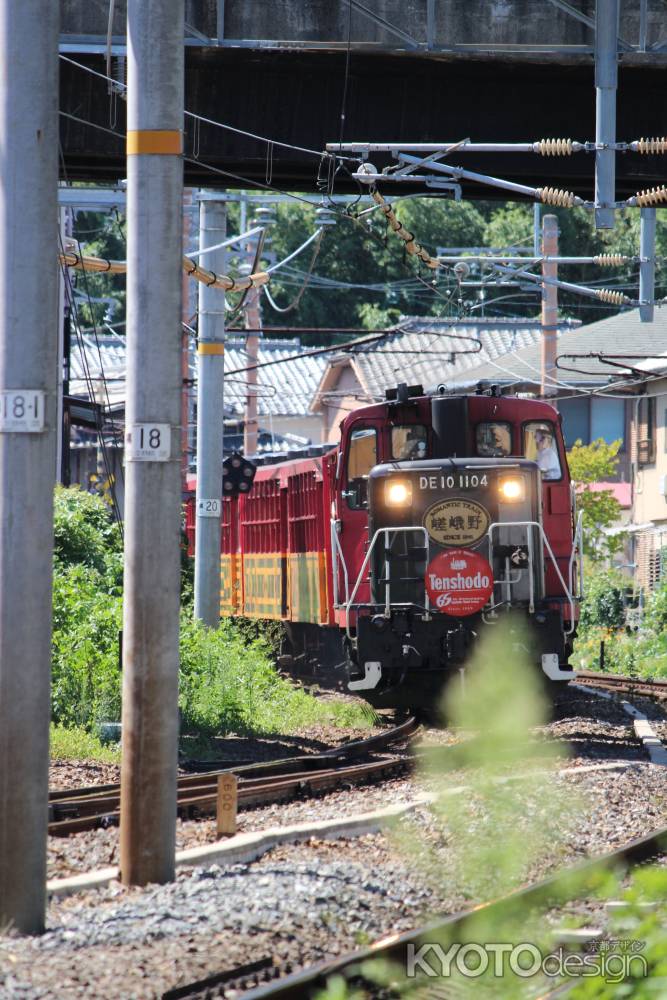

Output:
xmin=48 ymin=717 xmax=419 ymax=837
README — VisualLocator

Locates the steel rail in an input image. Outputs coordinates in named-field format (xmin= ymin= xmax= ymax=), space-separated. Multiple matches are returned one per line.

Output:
xmin=48 ymin=717 xmax=418 ymax=836
xmin=48 ymin=754 xmax=413 ymax=836
xmin=574 ymin=670 xmax=667 ymax=700
xmin=239 ymin=824 xmax=667 ymax=1000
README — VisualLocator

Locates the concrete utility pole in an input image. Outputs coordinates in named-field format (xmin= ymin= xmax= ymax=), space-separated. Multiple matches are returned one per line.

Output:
xmin=540 ymin=215 xmax=559 ymax=398
xmin=120 ymin=0 xmax=184 ymax=886
xmin=181 ymin=187 xmax=194 ymax=492
xmin=639 ymin=207 xmax=656 ymax=323
xmin=194 ymin=194 xmax=226 ymax=627
xmin=594 ymin=0 xmax=620 ymax=229
xmin=243 ymin=238 xmax=262 ymax=459
xmin=0 ymin=0 xmax=59 ymax=934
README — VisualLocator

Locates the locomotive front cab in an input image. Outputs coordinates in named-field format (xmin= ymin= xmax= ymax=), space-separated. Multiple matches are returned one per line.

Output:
xmin=341 ymin=392 xmax=581 ymax=708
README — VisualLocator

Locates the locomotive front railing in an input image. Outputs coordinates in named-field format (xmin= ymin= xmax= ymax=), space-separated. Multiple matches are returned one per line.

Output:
xmin=342 ymin=520 xmax=581 ymax=642
xmin=344 ymin=526 xmax=431 ymax=640
xmin=487 ymin=520 xmax=578 ymax=634
xmin=569 ymin=510 xmax=584 ymax=603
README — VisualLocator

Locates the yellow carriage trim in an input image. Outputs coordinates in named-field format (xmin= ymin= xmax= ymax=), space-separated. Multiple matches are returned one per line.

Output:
xmin=288 ymin=551 xmax=328 ymax=624
xmin=242 ymin=553 xmax=284 ymax=619
xmin=219 ymin=553 xmax=240 ymax=616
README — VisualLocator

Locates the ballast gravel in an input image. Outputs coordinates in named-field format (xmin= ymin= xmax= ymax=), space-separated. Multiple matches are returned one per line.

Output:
xmin=5 ymin=759 xmax=667 ymax=999
xmin=4 ymin=690 xmax=666 ymax=998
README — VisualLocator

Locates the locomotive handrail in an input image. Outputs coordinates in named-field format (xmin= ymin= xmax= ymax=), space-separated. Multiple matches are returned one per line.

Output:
xmin=330 ymin=518 xmax=350 ymax=608
xmin=345 ymin=526 xmax=430 ymax=640
xmin=487 ymin=520 xmax=577 ymax=635
xmin=568 ymin=510 xmax=584 ymax=603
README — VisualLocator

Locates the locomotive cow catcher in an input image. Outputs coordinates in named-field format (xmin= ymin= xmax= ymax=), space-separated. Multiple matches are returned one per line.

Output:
xmin=186 ymin=384 xmax=583 ymax=711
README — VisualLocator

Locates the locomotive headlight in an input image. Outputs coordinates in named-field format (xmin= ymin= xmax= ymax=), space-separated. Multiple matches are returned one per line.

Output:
xmin=499 ymin=476 xmax=525 ymax=502
xmin=385 ymin=480 xmax=412 ymax=507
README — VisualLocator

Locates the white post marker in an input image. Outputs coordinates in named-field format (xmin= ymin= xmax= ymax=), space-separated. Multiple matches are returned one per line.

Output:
xmin=125 ymin=423 xmax=172 ymax=461
xmin=197 ymin=498 xmax=221 ymax=517
xmin=0 ymin=390 xmax=46 ymax=431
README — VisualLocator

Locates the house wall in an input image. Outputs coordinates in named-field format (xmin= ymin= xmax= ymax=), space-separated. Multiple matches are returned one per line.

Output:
xmin=267 ymin=413 xmax=325 ymax=446
xmin=315 ymin=365 xmax=368 ymax=442
xmin=632 ymin=376 xmax=667 ymax=527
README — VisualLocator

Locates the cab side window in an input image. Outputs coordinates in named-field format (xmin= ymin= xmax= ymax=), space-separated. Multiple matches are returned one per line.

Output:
xmin=391 ymin=425 xmax=427 ymax=461
xmin=524 ymin=421 xmax=562 ymax=480
xmin=476 ymin=422 xmax=512 ymax=457
xmin=345 ymin=427 xmax=377 ymax=509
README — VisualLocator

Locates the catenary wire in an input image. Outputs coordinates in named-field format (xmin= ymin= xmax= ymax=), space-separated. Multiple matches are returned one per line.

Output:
xmin=59 ymin=54 xmax=356 ymax=162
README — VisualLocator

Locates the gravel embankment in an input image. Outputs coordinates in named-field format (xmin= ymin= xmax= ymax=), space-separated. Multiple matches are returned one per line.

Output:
xmin=46 ymin=690 xmax=659 ymax=882
xmin=3 ymin=690 xmax=663 ymax=999
xmin=6 ymin=759 xmax=667 ymax=999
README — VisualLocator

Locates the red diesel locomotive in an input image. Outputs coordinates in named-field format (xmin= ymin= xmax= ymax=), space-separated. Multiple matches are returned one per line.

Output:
xmin=186 ymin=383 xmax=583 ymax=709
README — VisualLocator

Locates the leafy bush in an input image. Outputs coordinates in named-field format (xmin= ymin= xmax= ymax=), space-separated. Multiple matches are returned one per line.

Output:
xmin=575 ymin=569 xmax=667 ymax=679
xmin=50 ymin=723 xmax=120 ymax=763
xmin=179 ymin=616 xmax=373 ymax=735
xmin=51 ymin=488 xmax=124 ymax=729
xmin=53 ymin=485 xmax=123 ymax=577
xmin=51 ymin=562 xmax=123 ymax=727
xmin=51 ymin=487 xmax=373 ymax=737
xmin=578 ymin=568 xmax=626 ymax=630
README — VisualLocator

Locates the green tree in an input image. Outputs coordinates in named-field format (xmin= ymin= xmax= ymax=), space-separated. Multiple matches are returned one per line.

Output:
xmin=70 ymin=209 xmax=127 ymax=329
xmin=484 ymin=204 xmax=667 ymax=325
xmin=260 ymin=196 xmax=489 ymax=339
xmin=567 ymin=437 xmax=624 ymax=561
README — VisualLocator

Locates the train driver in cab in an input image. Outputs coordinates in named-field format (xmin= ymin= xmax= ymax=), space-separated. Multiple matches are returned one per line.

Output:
xmin=534 ymin=424 xmax=561 ymax=480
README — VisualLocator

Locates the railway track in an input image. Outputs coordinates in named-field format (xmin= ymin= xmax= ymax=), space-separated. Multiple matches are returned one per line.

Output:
xmin=574 ymin=670 xmax=667 ymax=701
xmin=48 ymin=716 xmax=418 ymax=837
xmin=160 ymin=685 xmax=667 ymax=1000
xmin=208 ymin=822 xmax=667 ymax=1000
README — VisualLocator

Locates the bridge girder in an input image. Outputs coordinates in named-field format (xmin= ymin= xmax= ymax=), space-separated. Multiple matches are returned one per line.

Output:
xmin=59 ymin=48 xmax=667 ymax=198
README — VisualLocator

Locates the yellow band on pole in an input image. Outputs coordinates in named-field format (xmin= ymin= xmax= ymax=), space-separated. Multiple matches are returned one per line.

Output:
xmin=126 ymin=130 xmax=182 ymax=155
xmin=197 ymin=342 xmax=225 ymax=356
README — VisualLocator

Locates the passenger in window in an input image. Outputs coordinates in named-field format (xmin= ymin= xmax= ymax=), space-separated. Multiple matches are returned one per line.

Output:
xmin=534 ymin=426 xmax=561 ymax=480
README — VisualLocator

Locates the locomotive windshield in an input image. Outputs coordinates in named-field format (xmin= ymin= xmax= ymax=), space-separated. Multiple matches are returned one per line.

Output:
xmin=476 ymin=422 xmax=511 ymax=457
xmin=391 ymin=425 xmax=427 ymax=460
xmin=346 ymin=426 xmax=377 ymax=509
xmin=524 ymin=421 xmax=561 ymax=480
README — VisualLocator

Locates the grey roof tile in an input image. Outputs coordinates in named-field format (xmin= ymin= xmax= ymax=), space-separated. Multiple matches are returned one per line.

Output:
xmin=444 ymin=307 xmax=667 ymax=388
xmin=69 ymin=332 xmax=329 ymax=418
xmin=347 ymin=316 xmax=578 ymax=398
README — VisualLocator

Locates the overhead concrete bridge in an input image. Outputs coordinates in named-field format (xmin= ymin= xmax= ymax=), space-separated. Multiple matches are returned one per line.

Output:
xmin=60 ymin=1 xmax=667 ymax=197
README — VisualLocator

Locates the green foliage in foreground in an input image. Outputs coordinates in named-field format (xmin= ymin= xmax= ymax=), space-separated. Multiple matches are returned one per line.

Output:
xmin=314 ymin=623 xmax=667 ymax=999
xmin=51 ymin=486 xmax=372 ymax=737
xmin=50 ymin=724 xmax=120 ymax=764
